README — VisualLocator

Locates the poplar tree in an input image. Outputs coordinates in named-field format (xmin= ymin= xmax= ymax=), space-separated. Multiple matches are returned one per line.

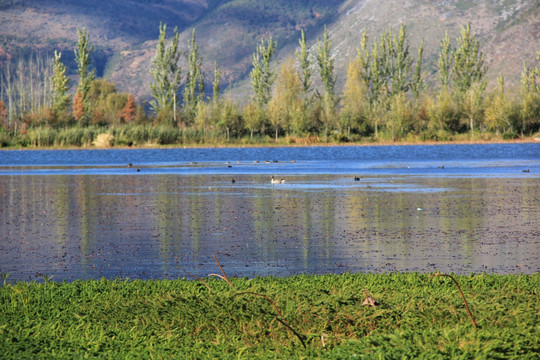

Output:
xmin=250 ymin=37 xmax=277 ymax=108
xmin=149 ymin=23 xmax=182 ymax=127
xmin=268 ymin=58 xmax=302 ymax=140
xmin=391 ymin=25 xmax=413 ymax=94
xmin=316 ymin=26 xmax=336 ymax=140
xmin=438 ymin=32 xmax=452 ymax=89
xmin=341 ymin=58 xmax=368 ymax=137
xmin=295 ymin=29 xmax=313 ymax=104
xmin=452 ymin=22 xmax=486 ymax=94
xmin=411 ymin=39 xmax=425 ymax=98
xmin=74 ymin=27 xmax=95 ymax=125
xmin=50 ymin=50 xmax=71 ymax=113
xmin=183 ymin=28 xmax=205 ymax=124
xmin=212 ymin=61 xmax=222 ymax=103
xmin=519 ymin=52 xmax=540 ymax=135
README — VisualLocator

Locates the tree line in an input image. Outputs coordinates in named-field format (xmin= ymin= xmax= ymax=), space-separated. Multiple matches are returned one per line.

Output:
xmin=1 ymin=22 xmax=539 ymax=147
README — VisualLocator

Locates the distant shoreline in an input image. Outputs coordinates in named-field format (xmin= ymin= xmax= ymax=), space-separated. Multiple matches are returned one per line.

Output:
xmin=1 ymin=137 xmax=538 ymax=151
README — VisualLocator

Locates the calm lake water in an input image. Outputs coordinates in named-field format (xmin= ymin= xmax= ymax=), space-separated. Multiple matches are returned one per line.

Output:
xmin=0 ymin=143 xmax=539 ymax=282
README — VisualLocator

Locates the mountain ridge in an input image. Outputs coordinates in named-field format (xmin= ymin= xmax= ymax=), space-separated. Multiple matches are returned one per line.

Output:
xmin=0 ymin=0 xmax=539 ymax=101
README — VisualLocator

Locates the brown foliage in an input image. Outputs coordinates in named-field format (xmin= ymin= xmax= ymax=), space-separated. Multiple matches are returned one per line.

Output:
xmin=119 ymin=94 xmax=136 ymax=123
xmin=73 ymin=91 xmax=84 ymax=121
xmin=0 ymin=101 xmax=7 ymax=129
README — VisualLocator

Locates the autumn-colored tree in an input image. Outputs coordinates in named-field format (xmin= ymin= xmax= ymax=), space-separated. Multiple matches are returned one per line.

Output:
xmin=73 ymin=91 xmax=85 ymax=123
xmin=268 ymin=58 xmax=302 ymax=140
xmin=341 ymin=58 xmax=368 ymax=137
xmin=0 ymin=101 xmax=8 ymax=129
xmin=119 ymin=94 xmax=136 ymax=123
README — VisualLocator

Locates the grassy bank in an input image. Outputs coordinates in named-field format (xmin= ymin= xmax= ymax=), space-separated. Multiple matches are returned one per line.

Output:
xmin=0 ymin=124 xmax=538 ymax=150
xmin=1 ymin=272 xmax=538 ymax=359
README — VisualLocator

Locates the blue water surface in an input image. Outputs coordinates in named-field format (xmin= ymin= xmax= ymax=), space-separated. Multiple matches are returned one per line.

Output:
xmin=1 ymin=143 xmax=539 ymax=177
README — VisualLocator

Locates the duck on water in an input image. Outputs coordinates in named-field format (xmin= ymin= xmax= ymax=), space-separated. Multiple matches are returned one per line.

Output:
xmin=271 ymin=176 xmax=285 ymax=184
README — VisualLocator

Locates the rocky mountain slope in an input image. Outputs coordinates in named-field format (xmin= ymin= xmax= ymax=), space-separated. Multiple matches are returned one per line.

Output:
xmin=0 ymin=0 xmax=539 ymax=100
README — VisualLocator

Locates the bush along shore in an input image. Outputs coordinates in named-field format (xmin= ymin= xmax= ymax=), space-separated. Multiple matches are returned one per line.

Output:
xmin=1 ymin=271 xmax=539 ymax=359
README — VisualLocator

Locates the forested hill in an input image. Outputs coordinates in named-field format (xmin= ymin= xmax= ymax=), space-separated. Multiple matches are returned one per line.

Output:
xmin=1 ymin=0 xmax=539 ymax=100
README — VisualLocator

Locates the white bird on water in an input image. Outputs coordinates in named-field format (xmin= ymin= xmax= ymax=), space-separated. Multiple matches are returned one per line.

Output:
xmin=271 ymin=175 xmax=285 ymax=184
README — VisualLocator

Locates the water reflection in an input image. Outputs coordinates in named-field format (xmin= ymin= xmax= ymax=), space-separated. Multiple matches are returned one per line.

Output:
xmin=0 ymin=172 xmax=538 ymax=282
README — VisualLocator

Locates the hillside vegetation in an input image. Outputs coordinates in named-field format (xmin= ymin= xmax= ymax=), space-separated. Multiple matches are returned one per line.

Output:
xmin=1 ymin=0 xmax=539 ymax=98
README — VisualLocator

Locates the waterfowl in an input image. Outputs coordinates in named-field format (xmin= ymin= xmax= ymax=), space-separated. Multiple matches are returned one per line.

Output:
xmin=522 ymin=169 xmax=530 ymax=173
xmin=354 ymin=176 xmax=360 ymax=181
xmin=271 ymin=176 xmax=285 ymax=184
xmin=231 ymin=178 xmax=236 ymax=184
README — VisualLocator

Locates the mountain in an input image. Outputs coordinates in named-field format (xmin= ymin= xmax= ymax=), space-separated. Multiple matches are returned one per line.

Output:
xmin=1 ymin=0 xmax=539 ymax=101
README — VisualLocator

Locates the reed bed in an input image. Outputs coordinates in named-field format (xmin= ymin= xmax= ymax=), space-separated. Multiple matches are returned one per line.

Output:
xmin=1 ymin=272 xmax=538 ymax=359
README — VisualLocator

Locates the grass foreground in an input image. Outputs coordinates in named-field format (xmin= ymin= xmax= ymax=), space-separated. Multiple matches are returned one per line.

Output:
xmin=1 ymin=272 xmax=538 ymax=359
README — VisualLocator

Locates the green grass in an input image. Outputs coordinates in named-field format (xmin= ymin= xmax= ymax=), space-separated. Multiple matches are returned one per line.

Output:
xmin=1 ymin=273 xmax=538 ymax=359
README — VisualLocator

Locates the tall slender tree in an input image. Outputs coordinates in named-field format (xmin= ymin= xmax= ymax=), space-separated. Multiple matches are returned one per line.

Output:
xmin=295 ymin=29 xmax=313 ymax=104
xmin=316 ymin=26 xmax=336 ymax=140
xmin=519 ymin=51 xmax=540 ymax=135
xmin=212 ymin=61 xmax=222 ymax=103
xmin=411 ymin=38 xmax=425 ymax=98
xmin=74 ymin=27 xmax=95 ymax=125
xmin=438 ymin=31 xmax=452 ymax=89
xmin=183 ymin=28 xmax=205 ymax=124
xmin=250 ymin=37 xmax=277 ymax=108
xmin=452 ymin=22 xmax=486 ymax=94
xmin=149 ymin=23 xmax=182 ymax=127
xmin=50 ymin=50 xmax=71 ymax=113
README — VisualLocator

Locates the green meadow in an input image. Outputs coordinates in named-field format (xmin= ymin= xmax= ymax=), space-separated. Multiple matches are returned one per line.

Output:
xmin=1 ymin=273 xmax=538 ymax=359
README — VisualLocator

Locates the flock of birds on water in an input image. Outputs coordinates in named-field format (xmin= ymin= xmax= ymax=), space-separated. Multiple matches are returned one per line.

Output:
xmin=127 ymin=161 xmax=532 ymax=185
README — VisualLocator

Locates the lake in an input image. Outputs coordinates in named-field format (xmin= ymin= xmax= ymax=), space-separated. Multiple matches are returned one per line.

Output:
xmin=0 ymin=143 xmax=539 ymax=282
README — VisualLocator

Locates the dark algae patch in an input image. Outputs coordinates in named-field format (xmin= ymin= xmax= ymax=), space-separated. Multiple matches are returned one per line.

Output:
xmin=1 ymin=273 xmax=539 ymax=359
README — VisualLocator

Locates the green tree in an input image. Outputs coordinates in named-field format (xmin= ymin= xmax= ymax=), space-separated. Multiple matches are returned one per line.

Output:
xmin=50 ymin=50 xmax=71 ymax=113
xmin=484 ymin=76 xmax=519 ymax=135
xmin=242 ymin=101 xmax=264 ymax=141
xmin=461 ymin=80 xmax=486 ymax=133
xmin=316 ymin=26 xmax=336 ymax=141
xmin=212 ymin=61 xmax=222 ymax=104
xmin=74 ymin=27 xmax=95 ymax=125
xmin=218 ymin=97 xmax=241 ymax=141
xmin=183 ymin=29 xmax=205 ymax=124
xmin=149 ymin=23 xmax=182 ymax=127
xmin=452 ymin=22 xmax=487 ymax=95
xmin=390 ymin=25 xmax=413 ymax=94
xmin=427 ymin=88 xmax=460 ymax=133
xmin=295 ymin=29 xmax=313 ymax=104
xmin=411 ymin=39 xmax=425 ymax=98
xmin=519 ymin=52 xmax=540 ymax=135
xmin=250 ymin=37 xmax=277 ymax=108
xmin=438 ymin=32 xmax=453 ymax=89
